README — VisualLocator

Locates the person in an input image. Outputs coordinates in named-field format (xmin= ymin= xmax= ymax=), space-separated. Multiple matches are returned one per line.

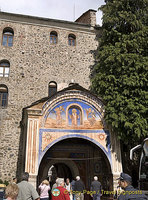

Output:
xmin=74 ymin=176 xmax=85 ymax=200
xmin=71 ymin=179 xmax=75 ymax=200
xmin=51 ymin=177 xmax=59 ymax=190
xmin=39 ymin=179 xmax=50 ymax=200
xmin=51 ymin=178 xmax=70 ymax=200
xmin=117 ymin=172 xmax=148 ymax=200
xmin=17 ymin=172 xmax=40 ymax=200
xmin=65 ymin=178 xmax=72 ymax=200
xmin=12 ymin=178 xmax=17 ymax=184
xmin=5 ymin=183 xmax=19 ymax=200
xmin=90 ymin=176 xmax=102 ymax=200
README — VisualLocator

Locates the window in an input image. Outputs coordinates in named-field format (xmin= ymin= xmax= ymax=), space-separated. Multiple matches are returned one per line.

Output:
xmin=0 ymin=61 xmax=10 ymax=77
xmin=2 ymin=27 xmax=14 ymax=47
xmin=68 ymin=34 xmax=76 ymax=46
xmin=50 ymin=31 xmax=58 ymax=44
xmin=48 ymin=81 xmax=57 ymax=97
xmin=0 ymin=85 xmax=8 ymax=108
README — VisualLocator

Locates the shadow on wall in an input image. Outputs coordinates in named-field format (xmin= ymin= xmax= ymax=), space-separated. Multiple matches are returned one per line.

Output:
xmin=16 ymin=109 xmax=28 ymax=182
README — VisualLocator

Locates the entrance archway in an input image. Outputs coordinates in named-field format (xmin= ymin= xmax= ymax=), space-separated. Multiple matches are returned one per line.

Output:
xmin=24 ymin=84 xmax=123 ymax=195
xmin=50 ymin=163 xmax=72 ymax=181
xmin=38 ymin=138 xmax=113 ymax=194
xmin=38 ymin=158 xmax=79 ymax=187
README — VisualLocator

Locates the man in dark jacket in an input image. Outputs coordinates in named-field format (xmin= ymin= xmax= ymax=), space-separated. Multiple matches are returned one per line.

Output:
xmin=117 ymin=173 xmax=148 ymax=200
xmin=74 ymin=176 xmax=85 ymax=200
xmin=90 ymin=176 xmax=102 ymax=200
xmin=71 ymin=179 xmax=76 ymax=200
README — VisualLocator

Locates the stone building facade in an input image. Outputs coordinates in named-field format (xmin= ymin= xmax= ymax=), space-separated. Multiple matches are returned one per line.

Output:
xmin=0 ymin=10 xmax=122 ymax=195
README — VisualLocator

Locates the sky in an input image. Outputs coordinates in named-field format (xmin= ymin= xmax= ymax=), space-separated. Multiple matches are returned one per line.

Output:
xmin=0 ymin=0 xmax=105 ymax=26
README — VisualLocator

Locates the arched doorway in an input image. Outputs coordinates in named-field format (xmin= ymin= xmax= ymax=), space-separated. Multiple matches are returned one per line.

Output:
xmin=38 ymin=138 xmax=113 ymax=199
xmin=23 ymin=85 xmax=122 ymax=195
xmin=38 ymin=162 xmax=73 ymax=187
xmin=50 ymin=163 xmax=72 ymax=181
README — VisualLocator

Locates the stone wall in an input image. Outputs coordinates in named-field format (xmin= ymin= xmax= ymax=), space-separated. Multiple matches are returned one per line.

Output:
xmin=0 ymin=12 xmax=99 ymax=181
xmin=75 ymin=9 xmax=97 ymax=27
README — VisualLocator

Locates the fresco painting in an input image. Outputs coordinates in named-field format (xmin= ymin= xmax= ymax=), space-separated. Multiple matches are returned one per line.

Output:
xmin=42 ymin=132 xmax=53 ymax=151
xmin=41 ymin=130 xmax=108 ymax=152
xmin=68 ymin=107 xmax=81 ymax=126
xmin=44 ymin=99 xmax=103 ymax=129
xmin=55 ymin=106 xmax=65 ymax=125
xmin=38 ymin=99 xmax=112 ymax=164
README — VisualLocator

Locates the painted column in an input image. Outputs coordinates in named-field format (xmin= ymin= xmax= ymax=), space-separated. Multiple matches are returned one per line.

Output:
xmin=110 ymin=131 xmax=122 ymax=190
xmin=25 ymin=118 xmax=39 ymax=187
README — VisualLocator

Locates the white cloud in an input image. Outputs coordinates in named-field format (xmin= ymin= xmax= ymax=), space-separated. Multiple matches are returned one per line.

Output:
xmin=0 ymin=0 xmax=105 ymax=25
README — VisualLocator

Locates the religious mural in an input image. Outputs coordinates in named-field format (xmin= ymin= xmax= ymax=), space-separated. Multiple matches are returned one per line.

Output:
xmin=44 ymin=99 xmax=103 ymax=129
xmin=68 ymin=107 xmax=81 ymax=126
xmin=40 ymin=130 xmax=109 ymax=153
xmin=38 ymin=99 xmax=111 ymax=167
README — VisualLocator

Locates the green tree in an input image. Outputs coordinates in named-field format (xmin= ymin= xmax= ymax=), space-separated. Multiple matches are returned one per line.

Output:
xmin=91 ymin=0 xmax=148 ymax=145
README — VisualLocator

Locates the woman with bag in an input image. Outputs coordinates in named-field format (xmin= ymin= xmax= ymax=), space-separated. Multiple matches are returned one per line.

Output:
xmin=65 ymin=178 xmax=72 ymax=200
xmin=39 ymin=180 xmax=50 ymax=200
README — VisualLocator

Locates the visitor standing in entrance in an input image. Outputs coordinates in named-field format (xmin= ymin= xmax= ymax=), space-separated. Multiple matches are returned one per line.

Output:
xmin=17 ymin=172 xmax=40 ymax=200
xmin=39 ymin=179 xmax=50 ymax=200
xmin=65 ymin=178 xmax=72 ymax=200
xmin=71 ymin=179 xmax=76 ymax=200
xmin=90 ymin=176 xmax=102 ymax=200
xmin=51 ymin=177 xmax=59 ymax=190
xmin=74 ymin=176 xmax=85 ymax=200
xmin=51 ymin=178 xmax=70 ymax=200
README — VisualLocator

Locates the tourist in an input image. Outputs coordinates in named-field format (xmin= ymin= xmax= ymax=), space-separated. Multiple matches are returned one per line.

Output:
xmin=117 ymin=173 xmax=148 ymax=200
xmin=52 ymin=178 xmax=70 ymax=200
xmin=71 ymin=179 xmax=75 ymax=200
xmin=17 ymin=172 xmax=39 ymax=200
xmin=90 ymin=176 xmax=102 ymax=200
xmin=12 ymin=178 xmax=17 ymax=184
xmin=65 ymin=178 xmax=72 ymax=200
xmin=39 ymin=179 xmax=50 ymax=200
xmin=74 ymin=176 xmax=85 ymax=200
xmin=5 ymin=183 xmax=19 ymax=200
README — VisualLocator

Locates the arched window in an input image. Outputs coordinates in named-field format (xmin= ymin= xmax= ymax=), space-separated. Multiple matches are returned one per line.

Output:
xmin=2 ymin=27 xmax=14 ymax=47
xmin=0 ymin=85 xmax=8 ymax=108
xmin=68 ymin=34 xmax=76 ymax=46
xmin=48 ymin=81 xmax=57 ymax=97
xmin=0 ymin=60 xmax=10 ymax=77
xmin=50 ymin=31 xmax=58 ymax=44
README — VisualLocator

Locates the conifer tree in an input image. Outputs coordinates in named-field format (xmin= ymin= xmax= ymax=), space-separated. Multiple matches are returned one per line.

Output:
xmin=91 ymin=0 xmax=148 ymax=145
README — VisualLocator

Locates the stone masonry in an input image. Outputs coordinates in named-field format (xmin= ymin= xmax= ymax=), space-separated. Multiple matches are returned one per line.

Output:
xmin=0 ymin=10 xmax=100 ymax=181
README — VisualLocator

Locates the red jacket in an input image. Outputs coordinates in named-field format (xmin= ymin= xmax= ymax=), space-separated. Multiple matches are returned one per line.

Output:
xmin=52 ymin=186 xmax=70 ymax=200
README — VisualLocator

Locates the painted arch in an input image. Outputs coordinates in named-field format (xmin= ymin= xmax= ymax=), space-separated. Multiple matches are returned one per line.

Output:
xmin=24 ymin=87 xmax=121 ymax=182
xmin=38 ymin=92 xmax=112 ymax=171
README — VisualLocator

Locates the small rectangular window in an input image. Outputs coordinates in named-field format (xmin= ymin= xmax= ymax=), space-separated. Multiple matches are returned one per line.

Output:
xmin=2 ymin=35 xmax=7 ymax=46
xmin=8 ymin=36 xmax=13 ymax=47
xmin=2 ymin=93 xmax=7 ymax=107
xmin=0 ymin=93 xmax=8 ymax=107
xmin=0 ymin=67 xmax=3 ymax=77
xmin=54 ymin=37 xmax=57 ymax=44
xmin=5 ymin=67 xmax=10 ymax=77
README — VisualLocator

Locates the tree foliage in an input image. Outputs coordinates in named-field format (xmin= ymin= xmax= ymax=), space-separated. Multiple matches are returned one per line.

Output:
xmin=91 ymin=0 xmax=148 ymax=145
